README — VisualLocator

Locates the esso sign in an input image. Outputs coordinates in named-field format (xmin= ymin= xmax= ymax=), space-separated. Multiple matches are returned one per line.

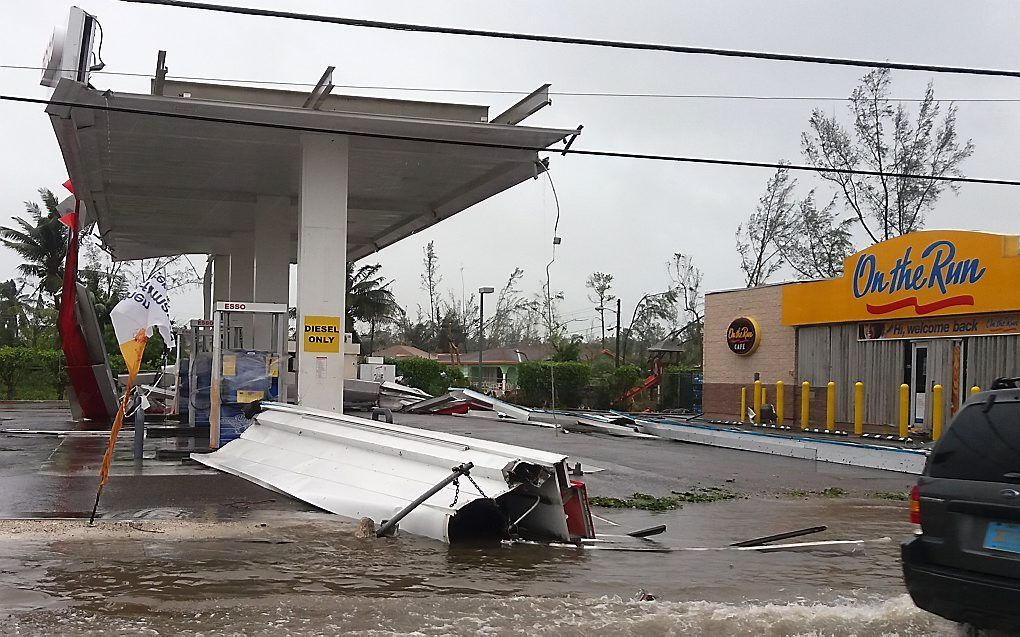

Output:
xmin=222 ymin=303 xmax=247 ymax=310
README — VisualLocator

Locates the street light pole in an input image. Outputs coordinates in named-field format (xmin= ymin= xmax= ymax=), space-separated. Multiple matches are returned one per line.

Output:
xmin=478 ymin=286 xmax=494 ymax=391
xmin=615 ymin=297 xmax=621 ymax=368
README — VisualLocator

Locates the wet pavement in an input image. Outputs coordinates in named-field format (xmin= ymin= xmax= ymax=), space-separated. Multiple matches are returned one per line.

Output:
xmin=0 ymin=406 xmax=956 ymax=635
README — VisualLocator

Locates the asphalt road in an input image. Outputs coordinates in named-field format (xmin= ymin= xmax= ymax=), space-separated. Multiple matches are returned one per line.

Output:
xmin=392 ymin=412 xmax=917 ymax=500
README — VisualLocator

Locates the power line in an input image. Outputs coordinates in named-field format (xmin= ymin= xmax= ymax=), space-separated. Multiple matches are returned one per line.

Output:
xmin=5 ymin=64 xmax=1019 ymax=103
xmin=119 ymin=0 xmax=1020 ymax=79
xmin=3 ymin=92 xmax=1017 ymax=187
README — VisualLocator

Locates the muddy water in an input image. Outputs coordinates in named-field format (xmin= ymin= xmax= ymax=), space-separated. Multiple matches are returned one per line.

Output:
xmin=0 ymin=498 xmax=957 ymax=635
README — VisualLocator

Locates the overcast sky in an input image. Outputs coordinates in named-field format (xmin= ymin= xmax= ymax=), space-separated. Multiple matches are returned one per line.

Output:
xmin=3 ymin=1 xmax=1020 ymax=335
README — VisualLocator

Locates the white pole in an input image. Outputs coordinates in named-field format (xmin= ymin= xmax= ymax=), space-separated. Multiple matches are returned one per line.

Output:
xmin=296 ymin=134 xmax=349 ymax=412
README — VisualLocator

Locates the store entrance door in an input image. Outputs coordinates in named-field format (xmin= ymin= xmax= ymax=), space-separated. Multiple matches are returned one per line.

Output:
xmin=910 ymin=342 xmax=929 ymax=425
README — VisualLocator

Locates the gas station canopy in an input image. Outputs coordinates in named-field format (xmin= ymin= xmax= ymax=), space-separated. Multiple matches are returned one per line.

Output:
xmin=46 ymin=78 xmax=577 ymax=262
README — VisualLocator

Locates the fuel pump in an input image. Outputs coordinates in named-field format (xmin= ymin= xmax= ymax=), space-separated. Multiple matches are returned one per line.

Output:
xmin=210 ymin=301 xmax=288 ymax=448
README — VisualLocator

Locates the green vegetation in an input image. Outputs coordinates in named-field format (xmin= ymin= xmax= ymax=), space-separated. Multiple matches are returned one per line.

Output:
xmin=819 ymin=487 xmax=849 ymax=498
xmin=588 ymin=361 xmax=643 ymax=409
xmin=589 ymin=487 xmax=741 ymax=511
xmin=869 ymin=490 xmax=910 ymax=501
xmin=589 ymin=493 xmax=683 ymax=511
xmin=389 ymin=356 xmax=467 ymax=397
xmin=0 ymin=346 xmax=66 ymax=399
xmin=780 ymin=487 xmax=853 ymax=499
xmin=515 ymin=361 xmax=591 ymax=408
xmin=670 ymin=486 xmax=742 ymax=503
xmin=783 ymin=489 xmax=810 ymax=498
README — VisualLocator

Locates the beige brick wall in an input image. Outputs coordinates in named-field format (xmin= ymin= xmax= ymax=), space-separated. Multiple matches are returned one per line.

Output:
xmin=704 ymin=284 xmax=796 ymax=386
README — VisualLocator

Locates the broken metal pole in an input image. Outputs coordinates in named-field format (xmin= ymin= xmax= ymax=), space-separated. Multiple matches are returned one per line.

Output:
xmin=730 ymin=525 xmax=827 ymax=547
xmin=376 ymin=462 xmax=475 ymax=538
xmin=132 ymin=388 xmax=144 ymax=460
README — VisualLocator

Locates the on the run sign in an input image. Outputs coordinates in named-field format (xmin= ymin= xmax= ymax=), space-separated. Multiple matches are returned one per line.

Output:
xmin=726 ymin=316 xmax=761 ymax=356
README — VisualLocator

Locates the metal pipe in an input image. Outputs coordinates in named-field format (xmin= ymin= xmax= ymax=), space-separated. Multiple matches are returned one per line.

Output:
xmin=478 ymin=292 xmax=484 ymax=388
xmin=739 ymin=387 xmax=747 ymax=423
xmin=511 ymin=494 xmax=542 ymax=527
xmin=376 ymin=462 xmax=474 ymax=538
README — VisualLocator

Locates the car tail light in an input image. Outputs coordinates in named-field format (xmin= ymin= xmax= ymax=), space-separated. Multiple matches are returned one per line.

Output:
xmin=909 ymin=484 xmax=921 ymax=524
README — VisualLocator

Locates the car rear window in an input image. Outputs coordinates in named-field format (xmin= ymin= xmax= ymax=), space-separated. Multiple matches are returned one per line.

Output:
xmin=928 ymin=399 xmax=1020 ymax=481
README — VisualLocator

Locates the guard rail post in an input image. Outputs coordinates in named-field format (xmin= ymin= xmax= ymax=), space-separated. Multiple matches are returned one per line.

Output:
xmin=776 ymin=381 xmax=784 ymax=425
xmin=800 ymin=381 xmax=810 ymax=430
xmin=932 ymin=384 xmax=944 ymax=440
xmin=753 ymin=380 xmax=762 ymax=424
xmin=899 ymin=384 xmax=910 ymax=439
xmin=854 ymin=381 xmax=864 ymax=436
xmin=825 ymin=381 xmax=836 ymax=431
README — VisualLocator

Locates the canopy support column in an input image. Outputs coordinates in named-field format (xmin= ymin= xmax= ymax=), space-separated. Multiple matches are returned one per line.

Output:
xmin=228 ymin=232 xmax=255 ymax=346
xmin=296 ymin=134 xmax=348 ymax=412
xmin=211 ymin=254 xmax=230 ymax=318
xmin=254 ymin=195 xmax=292 ymax=350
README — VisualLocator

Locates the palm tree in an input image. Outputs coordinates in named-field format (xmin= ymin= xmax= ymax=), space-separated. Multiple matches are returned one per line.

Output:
xmin=0 ymin=279 xmax=27 ymax=346
xmin=0 ymin=189 xmax=67 ymax=309
xmin=346 ymin=263 xmax=402 ymax=352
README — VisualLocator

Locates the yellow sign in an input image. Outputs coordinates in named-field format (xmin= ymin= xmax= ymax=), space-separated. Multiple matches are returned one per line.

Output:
xmin=222 ymin=354 xmax=236 ymax=377
xmin=859 ymin=312 xmax=1020 ymax=341
xmin=236 ymin=389 xmax=264 ymax=403
xmin=303 ymin=315 xmax=342 ymax=352
xmin=783 ymin=231 xmax=1020 ymax=326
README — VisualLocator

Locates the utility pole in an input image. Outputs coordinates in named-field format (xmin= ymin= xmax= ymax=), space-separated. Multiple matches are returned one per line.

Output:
xmin=478 ymin=286 xmax=494 ymax=390
xmin=614 ymin=297 xmax=621 ymax=368
xmin=595 ymin=305 xmax=606 ymax=349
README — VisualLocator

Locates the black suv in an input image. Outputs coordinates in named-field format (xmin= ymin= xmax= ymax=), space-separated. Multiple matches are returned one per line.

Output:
xmin=902 ymin=381 xmax=1020 ymax=633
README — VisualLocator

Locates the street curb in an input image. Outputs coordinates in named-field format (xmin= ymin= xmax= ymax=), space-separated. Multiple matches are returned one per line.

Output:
xmin=0 ymin=400 xmax=70 ymax=409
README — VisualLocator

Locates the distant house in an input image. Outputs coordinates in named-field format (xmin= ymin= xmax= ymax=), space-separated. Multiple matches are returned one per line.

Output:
xmin=374 ymin=344 xmax=437 ymax=360
xmin=437 ymin=345 xmax=550 ymax=395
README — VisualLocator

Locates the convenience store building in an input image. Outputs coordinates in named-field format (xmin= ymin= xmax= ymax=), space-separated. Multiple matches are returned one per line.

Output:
xmin=702 ymin=230 xmax=1020 ymax=430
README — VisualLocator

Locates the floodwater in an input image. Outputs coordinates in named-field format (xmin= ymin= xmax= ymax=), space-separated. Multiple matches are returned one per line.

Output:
xmin=0 ymin=497 xmax=958 ymax=636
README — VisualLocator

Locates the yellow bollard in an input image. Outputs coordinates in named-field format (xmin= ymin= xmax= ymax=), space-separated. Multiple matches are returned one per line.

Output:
xmin=899 ymin=384 xmax=910 ymax=438
xmin=801 ymin=381 xmax=810 ymax=430
xmin=970 ymin=385 xmax=980 ymax=396
xmin=826 ymin=381 xmax=836 ymax=431
xmin=753 ymin=380 xmax=762 ymax=424
xmin=854 ymin=381 xmax=864 ymax=436
xmin=932 ymin=384 xmax=943 ymax=440
xmin=776 ymin=381 xmax=784 ymax=425
xmin=740 ymin=387 xmax=747 ymax=423
xmin=762 ymin=386 xmax=767 ymax=406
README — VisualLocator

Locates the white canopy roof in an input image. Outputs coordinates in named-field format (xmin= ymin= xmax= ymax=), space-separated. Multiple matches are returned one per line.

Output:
xmin=46 ymin=79 xmax=576 ymax=261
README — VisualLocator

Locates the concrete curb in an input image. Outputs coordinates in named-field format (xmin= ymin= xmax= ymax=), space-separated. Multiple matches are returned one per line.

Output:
xmin=0 ymin=400 xmax=70 ymax=409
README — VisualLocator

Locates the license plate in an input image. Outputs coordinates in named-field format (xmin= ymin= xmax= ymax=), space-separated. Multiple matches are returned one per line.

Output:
xmin=984 ymin=522 xmax=1020 ymax=554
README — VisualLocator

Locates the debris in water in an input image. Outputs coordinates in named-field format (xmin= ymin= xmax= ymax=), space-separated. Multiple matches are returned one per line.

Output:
xmin=819 ymin=487 xmax=849 ymax=498
xmin=354 ymin=517 xmax=376 ymax=539
xmin=588 ymin=493 xmax=682 ymax=511
xmin=868 ymin=490 xmax=909 ymax=501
